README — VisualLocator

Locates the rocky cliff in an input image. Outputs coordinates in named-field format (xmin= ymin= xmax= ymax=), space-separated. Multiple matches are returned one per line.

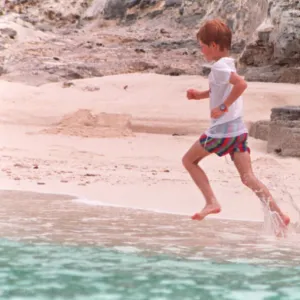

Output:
xmin=0 ymin=0 xmax=299 ymax=85
xmin=239 ymin=0 xmax=300 ymax=83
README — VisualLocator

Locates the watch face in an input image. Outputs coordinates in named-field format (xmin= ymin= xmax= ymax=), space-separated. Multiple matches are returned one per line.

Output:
xmin=220 ymin=104 xmax=226 ymax=111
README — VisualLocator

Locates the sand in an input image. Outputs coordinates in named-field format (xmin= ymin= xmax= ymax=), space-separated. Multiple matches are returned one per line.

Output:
xmin=42 ymin=109 xmax=133 ymax=138
xmin=0 ymin=73 xmax=300 ymax=228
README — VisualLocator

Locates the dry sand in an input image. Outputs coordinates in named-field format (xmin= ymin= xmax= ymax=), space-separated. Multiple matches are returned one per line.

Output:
xmin=0 ymin=73 xmax=300 ymax=228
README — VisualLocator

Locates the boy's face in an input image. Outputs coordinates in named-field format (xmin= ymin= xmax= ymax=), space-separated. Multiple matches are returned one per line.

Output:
xmin=199 ymin=41 xmax=219 ymax=62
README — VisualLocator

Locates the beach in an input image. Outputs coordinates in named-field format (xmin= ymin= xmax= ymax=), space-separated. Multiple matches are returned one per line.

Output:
xmin=0 ymin=72 xmax=300 ymax=299
xmin=0 ymin=73 xmax=299 ymax=225
xmin=1 ymin=1 xmax=300 ymax=298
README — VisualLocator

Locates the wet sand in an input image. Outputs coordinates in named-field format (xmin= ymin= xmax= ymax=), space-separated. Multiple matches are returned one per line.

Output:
xmin=0 ymin=190 xmax=300 ymax=267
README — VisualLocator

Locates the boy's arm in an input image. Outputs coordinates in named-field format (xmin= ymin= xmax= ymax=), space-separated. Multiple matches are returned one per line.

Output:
xmin=194 ymin=89 xmax=210 ymax=100
xmin=223 ymin=72 xmax=247 ymax=108
xmin=211 ymin=72 xmax=247 ymax=118
xmin=187 ymin=89 xmax=210 ymax=100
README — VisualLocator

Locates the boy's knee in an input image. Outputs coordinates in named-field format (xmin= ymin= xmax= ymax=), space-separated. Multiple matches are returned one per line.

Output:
xmin=182 ymin=155 xmax=188 ymax=169
xmin=240 ymin=173 xmax=256 ymax=187
xmin=182 ymin=155 xmax=191 ymax=169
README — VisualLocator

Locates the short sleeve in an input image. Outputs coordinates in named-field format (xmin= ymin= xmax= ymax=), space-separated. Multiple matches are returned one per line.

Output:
xmin=210 ymin=66 xmax=233 ymax=85
xmin=210 ymin=58 xmax=236 ymax=85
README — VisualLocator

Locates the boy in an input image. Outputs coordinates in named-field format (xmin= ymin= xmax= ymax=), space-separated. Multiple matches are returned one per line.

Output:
xmin=182 ymin=19 xmax=290 ymax=229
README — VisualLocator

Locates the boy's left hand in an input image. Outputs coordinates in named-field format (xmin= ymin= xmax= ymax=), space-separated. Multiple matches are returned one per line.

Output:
xmin=211 ymin=107 xmax=224 ymax=118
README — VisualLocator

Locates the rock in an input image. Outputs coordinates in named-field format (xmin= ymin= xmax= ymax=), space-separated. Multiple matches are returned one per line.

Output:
xmin=124 ymin=13 xmax=138 ymax=23
xmin=249 ymin=120 xmax=270 ymax=141
xmin=156 ymin=66 xmax=185 ymax=76
xmin=14 ymin=163 xmax=30 ymax=168
xmin=135 ymin=48 xmax=146 ymax=53
xmin=239 ymin=26 xmax=274 ymax=67
xmin=279 ymin=67 xmax=300 ymax=84
xmin=126 ymin=0 xmax=141 ymax=9
xmin=270 ymin=106 xmax=300 ymax=122
xmin=271 ymin=6 xmax=300 ymax=65
xmin=151 ymin=39 xmax=197 ymax=50
xmin=238 ymin=1 xmax=300 ymax=83
xmin=35 ymin=23 xmax=53 ymax=32
xmin=62 ymin=81 xmax=74 ymax=88
xmin=139 ymin=0 xmax=158 ymax=9
xmin=48 ymin=64 xmax=103 ymax=80
xmin=243 ymin=66 xmax=281 ymax=83
xmin=129 ymin=61 xmax=157 ymax=72
xmin=103 ymin=0 xmax=127 ymax=19
xmin=82 ymin=85 xmax=100 ymax=92
xmin=199 ymin=64 xmax=211 ymax=77
xmin=83 ymin=0 xmax=106 ymax=20
xmin=175 ymin=10 xmax=206 ymax=27
xmin=146 ymin=9 xmax=163 ymax=18
xmin=231 ymin=39 xmax=246 ymax=54
xmin=0 ymin=27 xmax=17 ymax=39
xmin=0 ymin=66 xmax=6 ymax=75
xmin=160 ymin=28 xmax=168 ymax=34
xmin=267 ymin=106 xmax=300 ymax=157
xmin=1 ymin=0 xmax=300 ymax=84
xmin=165 ymin=0 xmax=182 ymax=8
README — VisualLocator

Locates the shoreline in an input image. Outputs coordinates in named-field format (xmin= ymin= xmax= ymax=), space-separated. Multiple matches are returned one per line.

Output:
xmin=0 ymin=187 xmax=263 ymax=223
xmin=0 ymin=73 xmax=299 ymax=228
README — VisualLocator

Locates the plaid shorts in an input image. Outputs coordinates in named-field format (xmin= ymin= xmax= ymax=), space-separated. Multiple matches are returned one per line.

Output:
xmin=199 ymin=133 xmax=250 ymax=160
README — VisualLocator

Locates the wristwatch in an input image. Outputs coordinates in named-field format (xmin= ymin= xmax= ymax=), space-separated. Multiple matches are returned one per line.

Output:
xmin=219 ymin=103 xmax=228 ymax=112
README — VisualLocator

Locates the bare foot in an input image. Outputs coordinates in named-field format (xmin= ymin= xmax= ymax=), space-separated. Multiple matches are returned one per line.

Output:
xmin=191 ymin=204 xmax=221 ymax=221
xmin=281 ymin=214 xmax=290 ymax=226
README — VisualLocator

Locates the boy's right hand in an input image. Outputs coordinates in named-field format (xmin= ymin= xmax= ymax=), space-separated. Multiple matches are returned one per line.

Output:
xmin=186 ymin=89 xmax=197 ymax=100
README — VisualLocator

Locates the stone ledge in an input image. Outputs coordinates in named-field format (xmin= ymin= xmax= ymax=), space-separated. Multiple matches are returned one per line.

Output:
xmin=271 ymin=106 xmax=300 ymax=121
xmin=249 ymin=106 xmax=300 ymax=157
xmin=248 ymin=120 xmax=269 ymax=141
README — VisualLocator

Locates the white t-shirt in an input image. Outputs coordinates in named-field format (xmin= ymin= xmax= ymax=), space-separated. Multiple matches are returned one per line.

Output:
xmin=205 ymin=57 xmax=248 ymax=138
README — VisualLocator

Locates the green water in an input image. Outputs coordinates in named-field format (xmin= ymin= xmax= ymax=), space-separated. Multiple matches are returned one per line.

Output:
xmin=1 ymin=239 xmax=300 ymax=300
xmin=0 ymin=191 xmax=300 ymax=300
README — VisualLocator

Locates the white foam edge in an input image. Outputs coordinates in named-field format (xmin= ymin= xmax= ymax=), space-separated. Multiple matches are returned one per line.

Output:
xmin=0 ymin=187 xmax=262 ymax=223
xmin=72 ymin=197 xmax=262 ymax=223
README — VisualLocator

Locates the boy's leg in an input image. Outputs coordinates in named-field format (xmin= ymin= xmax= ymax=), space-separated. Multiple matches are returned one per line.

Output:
xmin=182 ymin=140 xmax=221 ymax=220
xmin=232 ymin=151 xmax=290 ymax=226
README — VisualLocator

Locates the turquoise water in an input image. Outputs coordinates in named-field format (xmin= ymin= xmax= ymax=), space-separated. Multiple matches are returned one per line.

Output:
xmin=1 ymin=190 xmax=300 ymax=300
xmin=1 ymin=239 xmax=300 ymax=300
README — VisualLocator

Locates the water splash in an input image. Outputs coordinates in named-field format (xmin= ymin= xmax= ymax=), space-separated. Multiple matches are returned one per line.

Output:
xmin=223 ymin=155 xmax=300 ymax=237
xmin=260 ymin=198 xmax=288 ymax=238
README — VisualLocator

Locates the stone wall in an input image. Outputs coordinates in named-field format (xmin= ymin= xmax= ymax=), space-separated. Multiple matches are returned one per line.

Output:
xmin=267 ymin=106 xmax=300 ymax=157
xmin=250 ymin=106 xmax=300 ymax=157
xmin=248 ymin=120 xmax=270 ymax=142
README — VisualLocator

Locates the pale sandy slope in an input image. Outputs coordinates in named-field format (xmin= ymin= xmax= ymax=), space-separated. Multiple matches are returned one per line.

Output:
xmin=0 ymin=73 xmax=299 ymax=224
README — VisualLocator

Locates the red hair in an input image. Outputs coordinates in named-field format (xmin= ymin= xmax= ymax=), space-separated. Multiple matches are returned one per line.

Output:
xmin=197 ymin=19 xmax=232 ymax=50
